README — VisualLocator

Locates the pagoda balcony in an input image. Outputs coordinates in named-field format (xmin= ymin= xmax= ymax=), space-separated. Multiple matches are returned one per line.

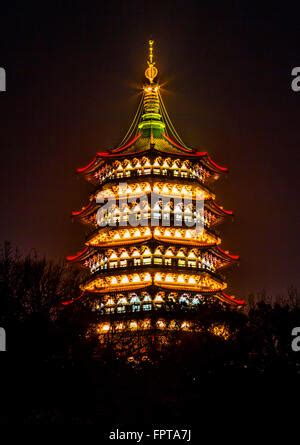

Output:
xmin=84 ymin=263 xmax=225 ymax=285
xmin=91 ymin=155 xmax=214 ymax=187
xmin=98 ymin=299 xmax=223 ymax=317
xmin=87 ymin=216 xmax=221 ymax=234
xmin=96 ymin=168 xmax=207 ymax=187
xmin=90 ymin=289 xmax=226 ymax=318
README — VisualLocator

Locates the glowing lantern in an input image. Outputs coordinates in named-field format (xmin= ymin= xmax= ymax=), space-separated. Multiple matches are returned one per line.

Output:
xmin=129 ymin=321 xmax=138 ymax=330
xmin=101 ymin=324 xmax=110 ymax=333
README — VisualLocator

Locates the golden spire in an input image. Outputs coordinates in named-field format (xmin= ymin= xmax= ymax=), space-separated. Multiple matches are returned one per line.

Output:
xmin=145 ymin=39 xmax=158 ymax=84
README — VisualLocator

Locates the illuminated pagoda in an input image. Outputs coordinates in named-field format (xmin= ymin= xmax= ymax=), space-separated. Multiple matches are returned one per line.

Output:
xmin=67 ymin=40 xmax=244 ymax=340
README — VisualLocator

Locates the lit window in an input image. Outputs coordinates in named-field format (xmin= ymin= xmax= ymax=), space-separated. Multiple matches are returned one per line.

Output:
xmin=130 ymin=296 xmax=141 ymax=304
xmin=179 ymin=296 xmax=189 ymax=304
xmin=105 ymin=307 xmax=115 ymax=314
xmin=109 ymin=261 xmax=118 ymax=268
xmin=106 ymin=298 xmax=115 ymax=306
xmin=165 ymin=258 xmax=172 ymax=266
xmin=178 ymin=259 xmax=186 ymax=267
xmin=117 ymin=306 xmax=126 ymax=313
xmin=156 ymin=320 xmax=165 ymax=329
xmin=188 ymin=260 xmax=196 ymax=268
xmin=143 ymin=295 xmax=151 ymax=302
xmin=134 ymin=258 xmax=141 ymax=266
xmin=154 ymin=294 xmax=164 ymax=303
xmin=132 ymin=304 xmax=140 ymax=312
xmin=120 ymin=260 xmax=127 ymax=267
xmin=143 ymin=257 xmax=151 ymax=265
xmin=143 ymin=304 xmax=152 ymax=311
xmin=129 ymin=321 xmax=138 ymax=330
xmin=154 ymin=257 xmax=162 ymax=264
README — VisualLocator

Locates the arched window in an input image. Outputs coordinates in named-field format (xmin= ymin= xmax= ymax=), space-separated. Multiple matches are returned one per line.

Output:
xmin=117 ymin=297 xmax=128 ymax=305
xmin=191 ymin=297 xmax=199 ymax=306
xmin=130 ymin=295 xmax=141 ymax=304
xmin=179 ymin=295 xmax=189 ymax=305
xmin=130 ymin=294 xmax=141 ymax=312
xmin=143 ymin=296 xmax=151 ymax=303
xmin=153 ymin=201 xmax=161 ymax=220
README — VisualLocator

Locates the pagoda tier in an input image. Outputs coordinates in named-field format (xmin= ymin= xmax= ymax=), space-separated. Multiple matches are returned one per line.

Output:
xmin=68 ymin=243 xmax=238 ymax=277
xmin=66 ymin=40 xmax=244 ymax=322
xmin=86 ymin=287 xmax=245 ymax=319
xmin=71 ymin=187 xmax=232 ymax=228
xmin=77 ymin=141 xmax=228 ymax=185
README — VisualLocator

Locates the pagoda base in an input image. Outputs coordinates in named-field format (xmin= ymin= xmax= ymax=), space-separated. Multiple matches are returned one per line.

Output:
xmin=86 ymin=310 xmax=231 ymax=363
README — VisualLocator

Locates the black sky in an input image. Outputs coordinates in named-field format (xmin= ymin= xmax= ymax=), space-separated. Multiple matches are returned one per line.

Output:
xmin=0 ymin=1 xmax=300 ymax=298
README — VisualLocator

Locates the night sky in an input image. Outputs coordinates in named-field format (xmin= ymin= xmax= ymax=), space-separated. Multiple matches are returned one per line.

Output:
xmin=0 ymin=1 xmax=299 ymax=299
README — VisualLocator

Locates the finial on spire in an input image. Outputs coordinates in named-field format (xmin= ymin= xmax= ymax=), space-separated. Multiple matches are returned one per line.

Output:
xmin=148 ymin=39 xmax=154 ymax=64
xmin=145 ymin=39 xmax=158 ymax=84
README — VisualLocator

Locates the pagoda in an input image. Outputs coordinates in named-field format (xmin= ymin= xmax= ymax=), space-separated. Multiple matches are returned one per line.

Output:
xmin=67 ymin=41 xmax=244 ymax=337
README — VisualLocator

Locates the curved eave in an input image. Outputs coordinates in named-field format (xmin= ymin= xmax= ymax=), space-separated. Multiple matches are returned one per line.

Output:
xmin=208 ymin=199 xmax=234 ymax=217
xmin=61 ymin=291 xmax=85 ymax=306
xmin=162 ymin=133 xmax=228 ymax=173
xmin=87 ymin=235 xmax=219 ymax=249
xmin=76 ymin=157 xmax=100 ymax=174
xmin=218 ymin=291 xmax=245 ymax=306
xmin=92 ymin=176 xmax=214 ymax=200
xmin=110 ymin=132 xmax=142 ymax=153
xmin=99 ymin=237 xmax=220 ymax=251
xmin=76 ymin=133 xmax=142 ymax=175
xmin=66 ymin=246 xmax=95 ymax=263
xmin=81 ymin=275 xmax=226 ymax=294
xmin=88 ymin=234 xmax=152 ymax=247
xmin=76 ymin=133 xmax=228 ymax=178
xmin=155 ymin=238 xmax=219 ymax=248
xmin=81 ymin=282 xmax=151 ymax=294
xmin=71 ymin=202 xmax=95 ymax=219
xmin=214 ymin=246 xmax=239 ymax=262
